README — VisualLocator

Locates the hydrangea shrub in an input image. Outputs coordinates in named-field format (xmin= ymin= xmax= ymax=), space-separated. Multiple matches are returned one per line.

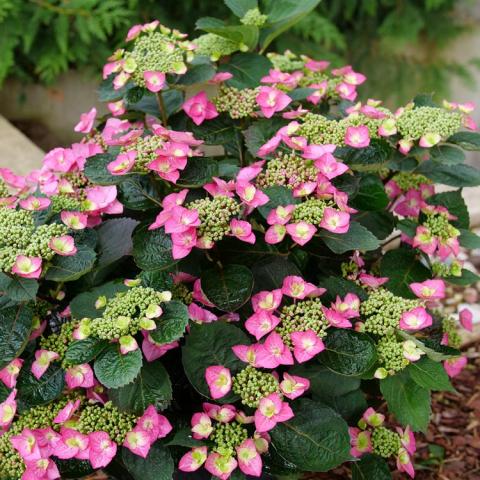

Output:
xmin=0 ymin=2 xmax=479 ymax=479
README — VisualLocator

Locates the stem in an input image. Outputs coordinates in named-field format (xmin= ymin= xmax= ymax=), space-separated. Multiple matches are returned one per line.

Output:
xmin=156 ymin=92 xmax=168 ymax=126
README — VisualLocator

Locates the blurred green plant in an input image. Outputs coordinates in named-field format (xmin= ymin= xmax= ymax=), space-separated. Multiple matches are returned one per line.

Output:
xmin=0 ymin=0 xmax=478 ymax=103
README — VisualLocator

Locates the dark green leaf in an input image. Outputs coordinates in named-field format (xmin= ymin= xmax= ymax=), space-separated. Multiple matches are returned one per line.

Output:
xmin=118 ymin=175 xmax=163 ymax=211
xmin=257 ymin=185 xmax=299 ymax=219
xmin=94 ymin=344 xmax=143 ymax=389
xmin=352 ymin=454 xmax=392 ymax=480
xmin=416 ymin=161 xmax=480 ymax=187
xmin=288 ymin=87 xmax=316 ymax=101
xmin=182 ymin=321 xmax=249 ymax=399
xmin=319 ymin=277 xmax=368 ymax=303
xmin=122 ymin=442 xmax=174 ymax=480
xmin=0 ymin=273 xmax=38 ymax=304
xmin=110 ymin=360 xmax=172 ymax=415
xmin=413 ymin=93 xmax=437 ymax=107
xmin=340 ymin=139 xmax=391 ymax=169
xmin=164 ymin=426 xmax=205 ymax=447
xmin=198 ymin=24 xmax=259 ymax=50
xmin=98 ymin=74 xmax=128 ymax=102
xmin=224 ymin=0 xmax=258 ymax=17
xmin=177 ymin=157 xmax=218 ymax=188
xmin=243 ymin=118 xmax=287 ymax=157
xmin=84 ymin=153 xmax=126 ymax=185
xmin=444 ymin=268 xmax=480 ymax=285
xmin=428 ymin=190 xmax=469 ymax=229
xmin=318 ymin=221 xmax=380 ymax=254
xmin=350 ymin=175 xmax=389 ymax=211
xmin=149 ymin=300 xmax=189 ymax=344
xmin=45 ymin=244 xmax=96 ymax=282
xmin=270 ymin=398 xmax=350 ymax=472
xmin=201 ymin=264 xmax=253 ymax=311
xmin=407 ymin=357 xmax=454 ymax=392
xmin=459 ymin=229 xmax=480 ymax=249
xmin=380 ymin=248 xmax=430 ymax=298
xmin=353 ymin=211 xmax=395 ymax=240
xmin=0 ymin=304 xmax=33 ymax=368
xmin=447 ymin=131 xmax=480 ymax=150
xmin=64 ymin=338 xmax=109 ymax=365
xmin=132 ymin=225 xmax=177 ymax=272
xmin=323 ymin=330 xmax=377 ymax=376
xmin=430 ymin=145 xmax=465 ymax=165
xmin=251 ymin=257 xmax=301 ymax=292
xmin=219 ymin=53 xmax=272 ymax=89
xmin=177 ymin=63 xmax=215 ymax=85
xmin=319 ymin=389 xmax=367 ymax=424
xmin=380 ymin=371 xmax=431 ymax=432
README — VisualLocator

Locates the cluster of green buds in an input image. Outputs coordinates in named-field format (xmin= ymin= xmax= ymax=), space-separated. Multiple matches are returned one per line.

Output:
xmin=431 ymin=259 xmax=463 ymax=278
xmin=291 ymin=198 xmax=336 ymax=226
xmin=0 ymin=178 xmax=10 ymax=198
xmin=188 ymin=196 xmax=241 ymax=243
xmin=121 ymin=24 xmax=195 ymax=86
xmin=50 ymin=194 xmax=84 ymax=213
xmin=396 ymin=105 xmax=463 ymax=141
xmin=276 ymin=298 xmax=329 ymax=348
xmin=193 ymin=33 xmax=246 ymax=62
xmin=371 ymin=426 xmax=402 ymax=458
xmin=240 ymin=7 xmax=268 ymax=27
xmin=442 ymin=316 xmax=462 ymax=349
xmin=77 ymin=285 xmax=172 ymax=340
xmin=375 ymin=334 xmax=411 ymax=377
xmin=267 ymin=50 xmax=305 ymax=72
xmin=77 ymin=401 xmax=137 ymax=444
xmin=391 ymin=172 xmax=432 ymax=192
xmin=0 ymin=206 xmax=68 ymax=272
xmin=232 ymin=366 xmax=280 ymax=408
xmin=360 ymin=288 xmax=423 ymax=336
xmin=422 ymin=211 xmax=460 ymax=243
xmin=39 ymin=321 xmax=76 ymax=368
xmin=213 ymin=85 xmax=260 ymax=119
xmin=121 ymin=135 xmax=165 ymax=172
xmin=256 ymin=152 xmax=318 ymax=190
xmin=171 ymin=281 xmax=194 ymax=305
xmin=210 ymin=421 xmax=249 ymax=457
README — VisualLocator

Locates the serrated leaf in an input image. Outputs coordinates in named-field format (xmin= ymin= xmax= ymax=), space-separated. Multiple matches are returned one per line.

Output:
xmin=64 ymin=338 xmax=109 ymax=365
xmin=416 ymin=160 xmax=480 ymax=187
xmin=94 ymin=344 xmax=142 ymax=389
xmin=349 ymin=175 xmax=389 ymax=211
xmin=243 ymin=117 xmax=287 ymax=157
xmin=224 ymin=0 xmax=258 ymax=17
xmin=45 ymin=244 xmax=96 ymax=282
xmin=318 ymin=221 xmax=380 ymax=254
xmin=84 ymin=153 xmax=126 ymax=185
xmin=176 ymin=157 xmax=218 ymax=188
xmin=352 ymin=454 xmax=392 ymax=480
xmin=380 ymin=371 xmax=431 ymax=432
xmin=118 ymin=175 xmax=163 ymax=211
xmin=406 ymin=357 xmax=454 ymax=392
xmin=447 ymin=131 xmax=480 ymax=150
xmin=353 ymin=211 xmax=395 ymax=240
xmin=122 ymin=442 xmax=174 ymax=480
xmin=428 ymin=190 xmax=469 ymax=229
xmin=110 ymin=360 xmax=172 ymax=414
xmin=459 ymin=229 xmax=480 ymax=249
xmin=270 ymin=398 xmax=350 ymax=472
xmin=430 ymin=145 xmax=465 ymax=165
xmin=0 ymin=273 xmax=38 ymax=304
xmin=177 ymin=63 xmax=216 ymax=85
xmin=149 ymin=300 xmax=189 ymax=344
xmin=219 ymin=53 xmax=272 ymax=89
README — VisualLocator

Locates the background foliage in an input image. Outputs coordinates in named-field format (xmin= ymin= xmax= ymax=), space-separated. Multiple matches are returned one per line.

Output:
xmin=0 ymin=0 xmax=478 ymax=102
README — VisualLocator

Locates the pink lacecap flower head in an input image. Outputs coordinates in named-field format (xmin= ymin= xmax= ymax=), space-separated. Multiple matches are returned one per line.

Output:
xmin=52 ymin=427 xmax=89 ymax=460
xmin=336 ymin=82 xmax=357 ymax=101
xmin=251 ymin=289 xmax=283 ymax=312
xmin=183 ymin=91 xmax=219 ymax=125
xmin=61 ymin=211 xmax=88 ymax=230
xmin=232 ymin=344 xmax=261 ymax=367
xmin=12 ymin=255 xmax=42 ymax=279
xmin=19 ymin=196 xmax=51 ymax=211
xmin=230 ymin=219 xmax=256 ymax=244
xmin=320 ymin=207 xmax=350 ymax=234
xmin=245 ymin=310 xmax=281 ymax=340
xmin=32 ymin=350 xmax=59 ymax=380
xmin=10 ymin=428 xmax=42 ymax=461
xmin=65 ymin=363 xmax=95 ymax=389
xmin=280 ymin=373 xmax=310 ymax=400
xmin=306 ymin=81 xmax=328 ymax=105
xmin=332 ymin=293 xmax=360 ymax=319
xmin=267 ymin=205 xmax=294 ymax=226
xmin=345 ymin=125 xmax=370 ymax=148
xmin=88 ymin=431 xmax=117 ymax=469
xmin=349 ymin=427 xmax=372 ymax=458
xmin=254 ymin=393 xmax=294 ymax=432
xmin=191 ymin=412 xmax=213 ymax=439
xmin=123 ymin=427 xmax=153 ymax=458
xmin=49 ymin=235 xmax=77 ymax=256
xmin=255 ymin=332 xmax=294 ymax=368
xmin=135 ymin=405 xmax=172 ymax=442
xmin=459 ymin=308 xmax=473 ymax=332
xmin=0 ymin=358 xmax=23 ymax=388
xmin=203 ymin=402 xmax=236 ymax=423
xmin=74 ymin=107 xmax=97 ymax=134
xmin=444 ymin=356 xmax=467 ymax=378
xmin=399 ymin=306 xmax=433 ymax=331
xmin=22 ymin=457 xmax=60 ymax=480
xmin=236 ymin=438 xmax=262 ymax=477
xmin=409 ymin=279 xmax=445 ymax=300
xmin=236 ymin=182 xmax=269 ymax=210
xmin=322 ymin=306 xmax=352 ymax=329
xmin=290 ymin=329 xmax=325 ymax=363
xmin=164 ymin=206 xmax=200 ymax=234
xmin=107 ymin=151 xmax=136 ymax=175
xmin=265 ymin=224 xmax=287 ymax=244
xmin=205 ymin=452 xmax=238 ymax=480
xmin=205 ymin=365 xmax=232 ymax=399
xmin=282 ymin=275 xmax=324 ymax=299
xmin=178 ymin=446 xmax=208 ymax=472
xmin=314 ymin=153 xmax=349 ymax=180
xmin=286 ymin=222 xmax=316 ymax=245
xmin=256 ymin=86 xmax=292 ymax=118
xmin=143 ymin=71 xmax=166 ymax=92
xmin=171 ymin=227 xmax=197 ymax=259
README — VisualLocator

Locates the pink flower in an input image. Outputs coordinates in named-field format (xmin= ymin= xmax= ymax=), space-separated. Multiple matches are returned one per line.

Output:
xmin=251 ymin=289 xmax=283 ymax=312
xmin=444 ymin=356 xmax=467 ymax=377
xmin=265 ymin=224 xmax=287 ymax=244
xmin=358 ymin=273 xmax=389 ymax=288
xmin=257 ymin=135 xmax=282 ymax=157
xmin=0 ymin=358 xmax=23 ymax=388
xmin=305 ymin=59 xmax=330 ymax=71
xmin=65 ymin=364 xmax=95 ymax=389
xmin=256 ymin=332 xmax=294 ymax=368
xmin=32 ymin=350 xmax=59 ymax=379
xmin=419 ymin=132 xmax=441 ymax=148
xmin=332 ymin=293 xmax=360 ymax=318
xmin=322 ymin=306 xmax=352 ymax=328
xmin=171 ymin=227 xmax=197 ymax=259
xmin=135 ymin=405 xmax=172 ymax=441
xmin=245 ymin=310 xmax=281 ymax=340
xmin=291 ymin=330 xmax=325 ymax=363
xmin=191 ymin=412 xmax=213 ymax=439
xmin=230 ymin=219 xmax=256 ymax=244
xmin=205 ymin=366 xmax=232 ymax=399
xmin=108 ymin=100 xmax=126 ymax=116
xmin=266 ymin=205 xmax=294 ymax=225
xmin=53 ymin=427 xmax=89 ymax=460
xmin=0 ymin=389 xmax=16 ymax=430
xmin=399 ymin=306 xmax=433 ymax=331
xmin=203 ymin=177 xmax=236 ymax=198
xmin=188 ymin=303 xmax=218 ymax=323
xmin=107 ymin=151 xmax=136 ymax=175
xmin=412 ymin=226 xmax=437 ymax=255
xmin=49 ymin=235 xmax=77 ymax=256
xmin=53 ymin=399 xmax=81 ymax=424
xmin=397 ymin=448 xmax=415 ymax=478
xmin=164 ymin=206 xmax=200 ymax=234
xmin=143 ymin=71 xmax=166 ymax=92
xmin=119 ymin=335 xmax=139 ymax=354
xmin=306 ymin=81 xmax=328 ymax=105
xmin=22 ymin=458 xmax=60 ymax=480
xmin=60 ymin=211 xmax=88 ymax=230
xmin=459 ymin=308 xmax=473 ymax=332
xmin=19 ymin=196 xmax=51 ymax=211
xmin=410 ymin=279 xmax=445 ymax=300
xmin=256 ymin=87 xmax=292 ymax=118
xmin=74 ymin=107 xmax=97 ymax=134
xmin=142 ymin=334 xmax=178 ymax=362
xmin=286 ymin=222 xmax=316 ymax=245
xmin=362 ymin=407 xmax=385 ymax=427
xmin=237 ymin=438 xmax=262 ymax=476
xmin=254 ymin=393 xmax=294 ymax=432
xmin=397 ymin=425 xmax=416 ymax=456
xmin=232 ymin=344 xmax=262 ymax=367
xmin=85 ymin=185 xmax=122 ymax=215
xmin=183 ymin=91 xmax=218 ymax=125
xmin=336 ymin=82 xmax=357 ymax=101
xmin=203 ymin=403 xmax=236 ymax=423
xmin=179 ymin=446 xmax=208 ymax=472
xmin=11 ymin=429 xmax=42 ymax=461
xmin=88 ymin=431 xmax=117 ymax=469
xmin=320 ymin=207 xmax=350 ymax=233
xmin=209 ymin=72 xmax=233 ymax=83
xmin=315 ymin=154 xmax=349 ymax=180
xmin=302 ymin=143 xmax=336 ymax=160
xmin=345 ymin=126 xmax=370 ymax=148
xmin=123 ymin=427 xmax=153 ymax=458
xmin=205 ymin=452 xmax=238 ymax=480
xmin=12 ymin=256 xmax=42 ymax=279
xmin=349 ymin=427 xmax=372 ymax=458
xmin=236 ymin=182 xmax=269 ymax=210
xmin=280 ymin=373 xmax=310 ymax=400
xmin=281 ymin=276 xmax=323 ymax=299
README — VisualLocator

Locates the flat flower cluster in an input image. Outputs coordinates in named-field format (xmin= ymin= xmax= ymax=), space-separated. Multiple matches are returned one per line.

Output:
xmin=0 ymin=5 xmax=479 ymax=480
